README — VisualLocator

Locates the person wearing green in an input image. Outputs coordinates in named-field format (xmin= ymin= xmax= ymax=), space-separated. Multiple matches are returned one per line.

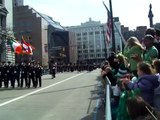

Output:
xmin=123 ymin=37 xmax=144 ymax=76
xmin=143 ymin=34 xmax=158 ymax=64
xmin=129 ymin=34 xmax=159 ymax=67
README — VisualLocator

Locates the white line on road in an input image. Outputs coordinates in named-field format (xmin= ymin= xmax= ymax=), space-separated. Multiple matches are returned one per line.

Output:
xmin=0 ymin=72 xmax=85 ymax=107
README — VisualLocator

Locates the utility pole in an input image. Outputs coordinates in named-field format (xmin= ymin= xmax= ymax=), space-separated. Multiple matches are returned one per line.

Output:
xmin=109 ymin=0 xmax=115 ymax=52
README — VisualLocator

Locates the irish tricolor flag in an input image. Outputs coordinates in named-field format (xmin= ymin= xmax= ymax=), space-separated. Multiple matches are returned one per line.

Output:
xmin=10 ymin=39 xmax=22 ymax=54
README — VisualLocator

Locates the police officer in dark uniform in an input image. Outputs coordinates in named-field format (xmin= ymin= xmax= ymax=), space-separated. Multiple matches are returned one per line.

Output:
xmin=20 ymin=62 xmax=28 ymax=88
xmin=28 ymin=62 xmax=36 ymax=88
xmin=35 ymin=62 xmax=43 ymax=87
xmin=13 ymin=62 xmax=20 ymax=87
xmin=6 ymin=61 xmax=13 ymax=88
xmin=51 ymin=63 xmax=56 ymax=79
xmin=1 ymin=61 xmax=6 ymax=88
xmin=49 ymin=60 xmax=56 ymax=79
xmin=10 ymin=63 xmax=15 ymax=88
xmin=70 ymin=63 xmax=74 ymax=72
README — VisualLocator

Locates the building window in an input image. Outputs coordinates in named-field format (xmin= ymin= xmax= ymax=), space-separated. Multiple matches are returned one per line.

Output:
xmin=90 ymin=54 xmax=94 ymax=58
xmin=83 ymin=32 xmax=87 ymax=36
xmin=78 ymin=45 xmax=82 ymax=49
xmin=83 ymin=37 xmax=87 ymax=41
xmin=90 ymin=49 xmax=94 ymax=53
xmin=89 ymin=32 xmax=93 ymax=35
xmin=76 ymin=33 xmax=81 ymax=36
xmin=96 ymin=49 xmax=100 ymax=52
xmin=78 ymin=50 xmax=82 ymax=53
xmin=89 ymin=45 xmax=94 ymax=48
xmin=78 ymin=55 xmax=82 ymax=59
xmin=96 ymin=54 xmax=101 ymax=57
xmin=95 ymin=31 xmax=100 ymax=34
xmin=77 ymin=37 xmax=81 ymax=40
xmin=84 ymin=55 xmax=88 ymax=59
xmin=84 ymin=50 xmax=88 ymax=53
xmin=83 ymin=44 xmax=87 ymax=49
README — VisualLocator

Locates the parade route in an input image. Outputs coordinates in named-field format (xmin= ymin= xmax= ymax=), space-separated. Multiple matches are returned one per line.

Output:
xmin=0 ymin=69 xmax=104 ymax=120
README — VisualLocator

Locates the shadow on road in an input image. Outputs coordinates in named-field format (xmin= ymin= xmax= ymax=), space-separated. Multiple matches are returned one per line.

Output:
xmin=80 ymin=113 xmax=93 ymax=120
xmin=80 ymin=76 xmax=105 ymax=120
xmin=30 ymin=84 xmax=96 ymax=96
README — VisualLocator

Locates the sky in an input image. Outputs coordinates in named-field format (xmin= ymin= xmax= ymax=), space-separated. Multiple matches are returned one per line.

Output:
xmin=24 ymin=0 xmax=160 ymax=30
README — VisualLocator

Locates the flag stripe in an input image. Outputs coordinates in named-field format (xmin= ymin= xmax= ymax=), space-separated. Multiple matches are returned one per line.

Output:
xmin=106 ymin=8 xmax=112 ymax=44
xmin=103 ymin=1 xmax=112 ymax=45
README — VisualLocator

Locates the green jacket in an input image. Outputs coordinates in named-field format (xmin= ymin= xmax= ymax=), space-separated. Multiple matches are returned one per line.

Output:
xmin=123 ymin=46 xmax=143 ymax=71
xmin=143 ymin=46 xmax=158 ymax=64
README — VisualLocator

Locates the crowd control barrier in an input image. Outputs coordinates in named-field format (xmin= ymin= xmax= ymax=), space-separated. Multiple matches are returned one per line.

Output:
xmin=105 ymin=77 xmax=112 ymax=120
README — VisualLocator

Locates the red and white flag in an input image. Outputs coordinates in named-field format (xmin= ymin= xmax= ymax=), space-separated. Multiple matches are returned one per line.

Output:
xmin=21 ymin=36 xmax=35 ymax=55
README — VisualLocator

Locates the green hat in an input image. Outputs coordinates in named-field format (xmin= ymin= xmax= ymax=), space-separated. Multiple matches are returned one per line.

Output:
xmin=115 ymin=64 xmax=129 ymax=78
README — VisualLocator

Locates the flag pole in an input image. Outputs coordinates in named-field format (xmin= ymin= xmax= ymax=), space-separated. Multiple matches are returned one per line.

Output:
xmin=100 ymin=25 xmax=107 ymax=59
xmin=102 ymin=1 xmax=112 ymax=57
xmin=113 ymin=23 xmax=126 ymax=49
xmin=109 ymin=0 xmax=115 ymax=52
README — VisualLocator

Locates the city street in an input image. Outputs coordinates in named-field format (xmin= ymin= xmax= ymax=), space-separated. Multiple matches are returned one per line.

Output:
xmin=0 ymin=69 xmax=104 ymax=120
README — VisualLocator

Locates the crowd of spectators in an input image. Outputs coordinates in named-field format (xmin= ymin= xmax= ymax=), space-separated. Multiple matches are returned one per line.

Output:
xmin=101 ymin=28 xmax=160 ymax=120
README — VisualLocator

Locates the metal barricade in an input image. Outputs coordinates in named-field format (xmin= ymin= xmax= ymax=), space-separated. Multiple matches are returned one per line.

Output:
xmin=105 ymin=77 xmax=112 ymax=120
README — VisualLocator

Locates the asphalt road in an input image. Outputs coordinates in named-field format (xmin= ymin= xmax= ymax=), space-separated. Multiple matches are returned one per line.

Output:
xmin=0 ymin=69 xmax=105 ymax=120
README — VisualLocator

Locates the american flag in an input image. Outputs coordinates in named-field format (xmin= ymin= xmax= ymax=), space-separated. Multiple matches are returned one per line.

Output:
xmin=103 ymin=1 xmax=112 ymax=45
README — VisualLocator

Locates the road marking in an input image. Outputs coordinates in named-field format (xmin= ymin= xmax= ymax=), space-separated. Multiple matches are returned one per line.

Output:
xmin=0 ymin=72 xmax=85 ymax=107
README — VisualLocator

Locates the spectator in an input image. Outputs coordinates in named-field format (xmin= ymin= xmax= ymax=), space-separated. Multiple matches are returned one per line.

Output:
xmin=121 ymin=62 xmax=159 ymax=106
xmin=145 ymin=27 xmax=156 ymax=38
xmin=143 ymin=34 xmax=159 ymax=64
xmin=154 ymin=29 xmax=160 ymax=59
xmin=107 ymin=52 xmax=119 ymax=71
xmin=127 ymin=96 xmax=160 ymax=120
xmin=145 ymin=28 xmax=160 ymax=59
xmin=101 ymin=60 xmax=117 ymax=86
xmin=152 ymin=59 xmax=160 ymax=110
xmin=112 ymin=64 xmax=130 ymax=106
xmin=123 ymin=36 xmax=144 ymax=76
xmin=132 ymin=34 xmax=158 ymax=64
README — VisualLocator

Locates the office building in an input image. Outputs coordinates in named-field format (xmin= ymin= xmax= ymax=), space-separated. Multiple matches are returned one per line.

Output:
xmin=67 ymin=17 xmax=123 ymax=63
xmin=13 ymin=5 xmax=68 ymax=66
xmin=0 ymin=0 xmax=15 ymax=62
